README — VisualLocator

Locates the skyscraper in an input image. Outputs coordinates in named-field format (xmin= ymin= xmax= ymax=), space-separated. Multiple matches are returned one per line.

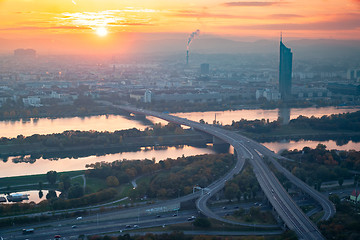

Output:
xmin=279 ymin=36 xmax=293 ymax=100
xmin=200 ymin=63 xmax=210 ymax=75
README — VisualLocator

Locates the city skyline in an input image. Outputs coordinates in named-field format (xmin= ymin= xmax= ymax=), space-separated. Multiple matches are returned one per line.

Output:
xmin=0 ymin=0 xmax=360 ymax=55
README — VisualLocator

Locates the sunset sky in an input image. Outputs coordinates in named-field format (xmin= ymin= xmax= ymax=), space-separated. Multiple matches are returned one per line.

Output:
xmin=0 ymin=0 xmax=359 ymax=54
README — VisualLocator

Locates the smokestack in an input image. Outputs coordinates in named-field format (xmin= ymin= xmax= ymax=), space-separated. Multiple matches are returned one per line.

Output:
xmin=186 ymin=29 xmax=200 ymax=66
xmin=186 ymin=50 xmax=189 ymax=65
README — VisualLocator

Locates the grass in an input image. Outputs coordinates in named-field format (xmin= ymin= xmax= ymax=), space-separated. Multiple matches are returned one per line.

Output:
xmin=136 ymin=175 xmax=153 ymax=185
xmin=167 ymin=218 xmax=280 ymax=232
xmin=225 ymin=211 xmax=278 ymax=225
xmin=310 ymin=211 xmax=325 ymax=223
xmin=0 ymin=170 xmax=84 ymax=191
xmin=300 ymin=205 xmax=316 ymax=213
xmin=84 ymin=177 xmax=107 ymax=194
xmin=118 ymin=183 xmax=135 ymax=198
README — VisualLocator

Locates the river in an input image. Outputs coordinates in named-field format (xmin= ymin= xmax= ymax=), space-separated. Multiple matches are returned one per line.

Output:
xmin=0 ymin=145 xmax=216 ymax=178
xmin=1 ymin=106 xmax=360 ymax=178
xmin=0 ymin=106 xmax=358 ymax=138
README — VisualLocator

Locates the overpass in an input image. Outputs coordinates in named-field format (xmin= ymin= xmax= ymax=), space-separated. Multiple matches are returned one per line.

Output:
xmin=117 ymin=105 xmax=335 ymax=239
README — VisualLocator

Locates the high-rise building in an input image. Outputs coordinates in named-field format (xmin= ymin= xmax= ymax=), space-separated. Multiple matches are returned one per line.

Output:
xmin=144 ymin=89 xmax=152 ymax=103
xmin=200 ymin=63 xmax=210 ymax=75
xmin=279 ymin=36 xmax=293 ymax=100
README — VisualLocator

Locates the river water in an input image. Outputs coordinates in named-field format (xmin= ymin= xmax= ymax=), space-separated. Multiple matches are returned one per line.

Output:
xmin=0 ymin=106 xmax=358 ymax=138
xmin=0 ymin=106 xmax=359 ymax=178
xmin=0 ymin=145 xmax=216 ymax=178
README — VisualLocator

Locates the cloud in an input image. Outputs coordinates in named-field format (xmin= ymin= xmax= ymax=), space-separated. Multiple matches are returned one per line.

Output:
xmin=0 ymin=26 xmax=91 ymax=31
xmin=58 ymin=9 xmax=156 ymax=29
xmin=170 ymin=10 xmax=258 ymax=19
xmin=268 ymin=14 xmax=303 ymax=19
xmin=225 ymin=14 xmax=360 ymax=30
xmin=224 ymin=1 xmax=285 ymax=7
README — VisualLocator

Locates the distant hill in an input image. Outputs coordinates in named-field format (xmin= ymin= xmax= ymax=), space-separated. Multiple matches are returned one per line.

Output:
xmin=1 ymin=35 xmax=360 ymax=61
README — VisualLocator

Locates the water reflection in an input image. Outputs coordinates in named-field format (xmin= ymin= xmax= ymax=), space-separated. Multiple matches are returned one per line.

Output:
xmin=278 ymin=108 xmax=290 ymax=125
xmin=0 ymin=145 xmax=216 ymax=178
xmin=0 ymin=190 xmax=61 ymax=204
xmin=263 ymin=140 xmax=360 ymax=153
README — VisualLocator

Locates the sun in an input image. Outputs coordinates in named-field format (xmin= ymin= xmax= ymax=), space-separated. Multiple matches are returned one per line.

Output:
xmin=96 ymin=27 xmax=108 ymax=37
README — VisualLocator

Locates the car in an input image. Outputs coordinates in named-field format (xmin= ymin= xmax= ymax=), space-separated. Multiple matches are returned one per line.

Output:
xmin=72 ymin=225 xmax=77 ymax=228
xmin=125 ymin=225 xmax=132 ymax=228
xmin=156 ymin=215 xmax=161 ymax=218
xmin=76 ymin=217 xmax=83 ymax=220
xmin=54 ymin=235 xmax=61 ymax=239
xmin=222 ymin=206 xmax=227 ymax=209
xmin=234 ymin=206 xmax=239 ymax=209
xmin=173 ymin=213 xmax=178 ymax=217
xmin=22 ymin=229 xmax=34 ymax=235
xmin=133 ymin=225 xmax=139 ymax=228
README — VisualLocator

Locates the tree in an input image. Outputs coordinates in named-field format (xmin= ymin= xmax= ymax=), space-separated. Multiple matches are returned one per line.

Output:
xmin=193 ymin=217 xmax=211 ymax=228
xmin=224 ymin=183 xmax=239 ymax=202
xmin=338 ymin=177 xmax=344 ymax=187
xmin=234 ymin=207 xmax=245 ymax=216
xmin=38 ymin=190 xmax=43 ymax=199
xmin=106 ymin=176 xmax=119 ymax=187
xmin=46 ymin=190 xmax=57 ymax=200
xmin=46 ymin=171 xmax=57 ymax=185
xmin=60 ymin=175 xmax=71 ymax=192
xmin=329 ymin=194 xmax=340 ymax=206
xmin=68 ymin=184 xmax=84 ymax=199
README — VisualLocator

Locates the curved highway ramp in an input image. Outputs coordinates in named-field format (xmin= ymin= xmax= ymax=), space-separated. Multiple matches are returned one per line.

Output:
xmin=116 ymin=105 xmax=335 ymax=240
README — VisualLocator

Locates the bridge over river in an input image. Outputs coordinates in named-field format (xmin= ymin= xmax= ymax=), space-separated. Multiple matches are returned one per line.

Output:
xmin=117 ymin=105 xmax=335 ymax=240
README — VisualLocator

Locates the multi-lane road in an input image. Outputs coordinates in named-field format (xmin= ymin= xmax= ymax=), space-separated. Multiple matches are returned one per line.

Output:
xmin=118 ymin=105 xmax=335 ymax=239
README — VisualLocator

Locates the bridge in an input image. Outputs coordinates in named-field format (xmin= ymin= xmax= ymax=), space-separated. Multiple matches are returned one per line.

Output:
xmin=117 ymin=105 xmax=335 ymax=239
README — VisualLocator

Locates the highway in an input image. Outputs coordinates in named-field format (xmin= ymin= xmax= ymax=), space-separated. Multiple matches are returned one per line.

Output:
xmin=117 ymin=105 xmax=335 ymax=239
xmin=0 ymin=204 xmax=281 ymax=240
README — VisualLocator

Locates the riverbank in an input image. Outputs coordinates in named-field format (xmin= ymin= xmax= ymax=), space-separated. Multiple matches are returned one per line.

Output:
xmin=0 ymin=132 xmax=212 ymax=157
xmin=0 ymin=170 xmax=84 ymax=193
xmin=237 ymin=128 xmax=360 ymax=143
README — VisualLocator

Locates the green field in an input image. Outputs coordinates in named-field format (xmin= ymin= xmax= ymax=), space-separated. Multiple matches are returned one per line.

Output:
xmin=0 ymin=170 xmax=84 ymax=191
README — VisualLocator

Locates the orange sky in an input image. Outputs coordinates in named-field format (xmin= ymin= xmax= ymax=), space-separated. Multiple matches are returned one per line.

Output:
xmin=0 ymin=0 xmax=359 ymax=54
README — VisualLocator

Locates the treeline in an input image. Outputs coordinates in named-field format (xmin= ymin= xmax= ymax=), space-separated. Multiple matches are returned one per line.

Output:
xmin=225 ymin=110 xmax=360 ymax=133
xmin=0 ymin=95 xmax=118 ymax=120
xmin=88 ymin=230 xmax=297 ymax=240
xmin=288 ymin=111 xmax=360 ymax=131
xmin=319 ymin=197 xmax=360 ymax=239
xmin=280 ymin=144 xmax=357 ymax=189
xmin=225 ymin=119 xmax=281 ymax=133
xmin=86 ymin=154 xmax=235 ymax=199
xmin=0 ymin=122 xmax=185 ymax=147
xmin=223 ymin=163 xmax=260 ymax=201
xmin=0 ymin=188 xmax=117 ymax=217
